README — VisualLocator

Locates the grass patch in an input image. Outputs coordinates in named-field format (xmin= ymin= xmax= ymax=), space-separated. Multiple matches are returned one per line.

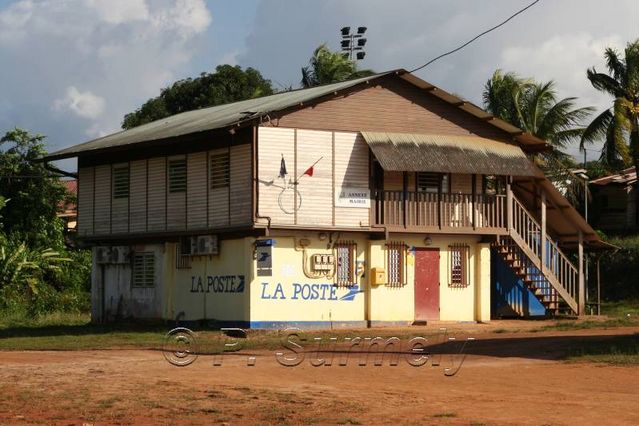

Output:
xmin=566 ymin=334 xmax=639 ymax=365
xmin=432 ymin=412 xmax=457 ymax=418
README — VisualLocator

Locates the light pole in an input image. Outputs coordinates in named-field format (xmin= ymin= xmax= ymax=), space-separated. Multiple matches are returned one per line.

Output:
xmin=340 ymin=26 xmax=367 ymax=60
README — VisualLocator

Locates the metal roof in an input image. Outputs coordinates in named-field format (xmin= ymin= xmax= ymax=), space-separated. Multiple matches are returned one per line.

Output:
xmin=362 ymin=132 xmax=537 ymax=177
xmin=43 ymin=69 xmax=549 ymax=161
xmin=590 ymin=166 xmax=637 ymax=186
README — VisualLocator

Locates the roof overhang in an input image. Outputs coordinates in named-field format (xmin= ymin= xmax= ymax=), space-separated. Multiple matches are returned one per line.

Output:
xmin=362 ymin=131 xmax=538 ymax=177
xmin=513 ymin=169 xmax=612 ymax=250
xmin=41 ymin=69 xmax=550 ymax=162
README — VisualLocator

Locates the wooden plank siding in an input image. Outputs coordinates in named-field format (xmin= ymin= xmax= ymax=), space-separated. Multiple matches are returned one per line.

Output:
xmin=257 ymin=127 xmax=369 ymax=229
xmin=265 ymin=77 xmax=510 ymax=142
xmin=93 ymin=165 xmax=111 ymax=235
xmin=187 ymin=152 xmax=207 ymax=230
xmin=129 ymin=160 xmax=147 ymax=233
xmin=77 ymin=167 xmax=94 ymax=237
xmin=76 ymin=143 xmax=253 ymax=237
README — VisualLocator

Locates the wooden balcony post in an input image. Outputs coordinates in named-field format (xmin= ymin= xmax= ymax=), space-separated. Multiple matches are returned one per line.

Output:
xmin=506 ymin=176 xmax=513 ymax=231
xmin=541 ymin=190 xmax=546 ymax=272
xmin=402 ymin=172 xmax=408 ymax=228
xmin=578 ymin=230 xmax=585 ymax=315
xmin=471 ymin=174 xmax=477 ymax=229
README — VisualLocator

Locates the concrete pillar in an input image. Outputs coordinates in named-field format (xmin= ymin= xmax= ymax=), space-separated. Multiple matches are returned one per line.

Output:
xmin=578 ymin=231 xmax=585 ymax=315
xmin=541 ymin=190 xmax=546 ymax=271
xmin=475 ymin=243 xmax=491 ymax=322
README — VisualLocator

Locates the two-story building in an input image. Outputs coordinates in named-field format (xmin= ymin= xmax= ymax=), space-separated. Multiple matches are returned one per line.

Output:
xmin=43 ymin=69 xmax=606 ymax=327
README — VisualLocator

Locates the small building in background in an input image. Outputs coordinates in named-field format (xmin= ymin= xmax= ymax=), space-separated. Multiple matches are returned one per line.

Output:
xmin=590 ymin=167 xmax=637 ymax=233
xmin=58 ymin=179 xmax=78 ymax=233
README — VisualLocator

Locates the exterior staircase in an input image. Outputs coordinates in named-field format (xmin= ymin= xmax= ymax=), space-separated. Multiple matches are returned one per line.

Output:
xmin=492 ymin=195 xmax=581 ymax=315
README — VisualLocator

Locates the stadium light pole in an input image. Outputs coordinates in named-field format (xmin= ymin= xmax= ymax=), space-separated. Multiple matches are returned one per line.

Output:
xmin=340 ymin=26 xmax=367 ymax=61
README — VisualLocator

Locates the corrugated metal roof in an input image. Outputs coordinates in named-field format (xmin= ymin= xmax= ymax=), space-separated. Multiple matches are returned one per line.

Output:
xmin=590 ymin=166 xmax=637 ymax=186
xmin=362 ymin=132 xmax=537 ymax=177
xmin=43 ymin=69 xmax=550 ymax=161
xmin=44 ymin=72 xmax=395 ymax=160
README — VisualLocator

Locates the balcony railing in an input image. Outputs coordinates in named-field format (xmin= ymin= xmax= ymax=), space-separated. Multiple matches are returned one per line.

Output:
xmin=373 ymin=190 xmax=507 ymax=231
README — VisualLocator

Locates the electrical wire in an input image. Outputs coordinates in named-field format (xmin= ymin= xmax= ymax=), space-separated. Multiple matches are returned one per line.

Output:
xmin=409 ymin=0 xmax=541 ymax=73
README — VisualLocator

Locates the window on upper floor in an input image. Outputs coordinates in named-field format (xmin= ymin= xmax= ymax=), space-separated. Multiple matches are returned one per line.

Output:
xmin=417 ymin=172 xmax=449 ymax=194
xmin=168 ymin=158 xmax=187 ymax=193
xmin=210 ymin=152 xmax=230 ymax=189
xmin=112 ymin=164 xmax=130 ymax=199
xmin=482 ymin=175 xmax=506 ymax=195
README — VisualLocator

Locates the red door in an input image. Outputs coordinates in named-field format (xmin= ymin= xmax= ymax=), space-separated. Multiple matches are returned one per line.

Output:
xmin=414 ymin=248 xmax=440 ymax=321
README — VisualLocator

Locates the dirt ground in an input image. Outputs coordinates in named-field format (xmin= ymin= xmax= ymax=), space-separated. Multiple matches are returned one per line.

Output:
xmin=0 ymin=325 xmax=638 ymax=425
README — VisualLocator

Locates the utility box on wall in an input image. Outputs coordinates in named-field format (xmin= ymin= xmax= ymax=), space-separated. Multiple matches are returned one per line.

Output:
xmin=370 ymin=267 xmax=386 ymax=286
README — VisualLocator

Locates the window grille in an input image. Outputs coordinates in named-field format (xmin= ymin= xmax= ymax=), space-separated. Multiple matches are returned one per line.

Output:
xmin=335 ymin=241 xmax=356 ymax=287
xmin=112 ymin=165 xmax=130 ymax=199
xmin=176 ymin=237 xmax=191 ymax=269
xmin=449 ymin=244 xmax=469 ymax=288
xmin=168 ymin=159 xmax=187 ymax=193
xmin=386 ymin=241 xmax=406 ymax=286
xmin=132 ymin=252 xmax=155 ymax=287
xmin=210 ymin=152 xmax=230 ymax=189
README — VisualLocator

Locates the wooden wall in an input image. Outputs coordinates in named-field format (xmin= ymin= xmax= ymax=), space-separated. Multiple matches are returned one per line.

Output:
xmin=257 ymin=127 xmax=370 ymax=228
xmin=77 ymin=144 xmax=252 ymax=237
xmin=265 ymin=77 xmax=510 ymax=142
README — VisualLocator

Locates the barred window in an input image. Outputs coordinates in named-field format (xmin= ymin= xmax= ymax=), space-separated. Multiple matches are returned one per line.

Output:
xmin=449 ymin=245 xmax=469 ymax=287
xmin=210 ymin=152 xmax=230 ymax=189
xmin=176 ymin=237 xmax=191 ymax=269
xmin=168 ymin=158 xmax=187 ymax=193
xmin=132 ymin=252 xmax=155 ymax=287
xmin=386 ymin=242 xmax=406 ymax=286
xmin=335 ymin=241 xmax=356 ymax=286
xmin=112 ymin=165 xmax=130 ymax=199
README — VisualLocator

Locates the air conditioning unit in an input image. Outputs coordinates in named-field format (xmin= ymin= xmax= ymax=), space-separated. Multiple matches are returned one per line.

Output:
xmin=190 ymin=235 xmax=219 ymax=256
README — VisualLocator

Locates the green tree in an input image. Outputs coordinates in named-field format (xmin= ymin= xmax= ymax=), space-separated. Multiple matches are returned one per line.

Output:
xmin=122 ymin=65 xmax=274 ymax=129
xmin=483 ymin=70 xmax=594 ymax=202
xmin=0 ymin=129 xmax=68 ymax=247
xmin=581 ymin=40 xmax=639 ymax=171
xmin=301 ymin=44 xmax=374 ymax=88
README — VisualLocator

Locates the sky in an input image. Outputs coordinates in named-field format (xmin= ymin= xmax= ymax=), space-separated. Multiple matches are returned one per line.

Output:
xmin=1 ymin=0 xmax=638 ymax=171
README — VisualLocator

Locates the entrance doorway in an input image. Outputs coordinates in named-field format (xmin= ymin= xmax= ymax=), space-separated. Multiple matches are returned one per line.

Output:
xmin=414 ymin=248 xmax=440 ymax=321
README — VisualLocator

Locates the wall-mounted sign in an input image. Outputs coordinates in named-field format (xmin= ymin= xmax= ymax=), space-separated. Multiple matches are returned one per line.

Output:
xmin=335 ymin=187 xmax=370 ymax=208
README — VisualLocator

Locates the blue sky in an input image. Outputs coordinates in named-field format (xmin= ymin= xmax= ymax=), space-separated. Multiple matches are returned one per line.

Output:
xmin=1 ymin=0 xmax=638 ymax=171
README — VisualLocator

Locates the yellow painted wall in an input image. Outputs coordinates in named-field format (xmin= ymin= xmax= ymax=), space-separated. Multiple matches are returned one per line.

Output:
xmin=367 ymin=234 xmax=486 ymax=322
xmin=166 ymin=238 xmax=253 ymax=322
xmin=249 ymin=232 xmax=367 ymax=326
xmin=475 ymin=243 xmax=491 ymax=322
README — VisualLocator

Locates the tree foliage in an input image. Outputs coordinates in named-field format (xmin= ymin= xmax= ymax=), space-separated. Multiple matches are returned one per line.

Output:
xmin=0 ymin=129 xmax=91 ymax=316
xmin=0 ymin=129 xmax=69 ymax=247
xmin=483 ymin=70 xmax=594 ymax=204
xmin=301 ymin=44 xmax=374 ymax=88
xmin=582 ymin=39 xmax=639 ymax=170
xmin=122 ymin=65 xmax=274 ymax=129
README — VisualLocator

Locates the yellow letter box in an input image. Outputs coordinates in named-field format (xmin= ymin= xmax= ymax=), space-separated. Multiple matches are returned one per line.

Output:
xmin=370 ymin=267 xmax=386 ymax=285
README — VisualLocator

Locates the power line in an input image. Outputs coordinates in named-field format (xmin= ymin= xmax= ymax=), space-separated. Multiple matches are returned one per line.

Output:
xmin=409 ymin=0 xmax=541 ymax=73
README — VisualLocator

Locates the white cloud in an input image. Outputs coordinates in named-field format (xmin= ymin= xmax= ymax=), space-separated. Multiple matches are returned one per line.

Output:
xmin=86 ymin=0 xmax=149 ymax=25
xmin=0 ymin=0 xmax=212 ymax=150
xmin=53 ymin=87 xmax=106 ymax=120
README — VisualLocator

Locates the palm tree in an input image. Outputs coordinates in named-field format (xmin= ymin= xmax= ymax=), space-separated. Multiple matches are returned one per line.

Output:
xmin=581 ymin=40 xmax=639 ymax=171
xmin=483 ymin=70 xmax=594 ymax=203
xmin=301 ymin=44 xmax=374 ymax=88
